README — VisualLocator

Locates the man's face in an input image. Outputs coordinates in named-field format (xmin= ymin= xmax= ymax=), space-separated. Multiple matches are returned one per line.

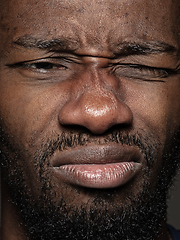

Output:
xmin=0 ymin=0 xmax=180 ymax=239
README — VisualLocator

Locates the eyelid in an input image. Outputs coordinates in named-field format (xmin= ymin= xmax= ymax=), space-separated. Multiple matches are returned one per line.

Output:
xmin=6 ymin=55 xmax=79 ymax=67
xmin=110 ymin=63 xmax=177 ymax=81
xmin=7 ymin=59 xmax=74 ymax=78
xmin=114 ymin=62 xmax=177 ymax=73
xmin=5 ymin=56 xmax=75 ymax=82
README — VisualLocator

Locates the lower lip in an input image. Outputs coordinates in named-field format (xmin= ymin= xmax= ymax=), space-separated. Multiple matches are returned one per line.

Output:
xmin=53 ymin=162 xmax=141 ymax=189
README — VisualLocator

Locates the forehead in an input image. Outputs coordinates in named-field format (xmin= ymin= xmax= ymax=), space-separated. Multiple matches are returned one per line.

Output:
xmin=0 ymin=0 xmax=180 ymax=54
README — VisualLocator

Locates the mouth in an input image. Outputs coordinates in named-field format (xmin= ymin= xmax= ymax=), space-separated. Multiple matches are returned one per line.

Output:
xmin=51 ymin=144 xmax=143 ymax=189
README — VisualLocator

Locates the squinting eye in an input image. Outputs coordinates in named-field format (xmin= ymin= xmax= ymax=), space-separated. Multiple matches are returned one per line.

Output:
xmin=112 ymin=64 xmax=173 ymax=81
xmin=31 ymin=62 xmax=55 ymax=70
xmin=7 ymin=57 xmax=74 ymax=81
xmin=130 ymin=65 xmax=169 ymax=78
xmin=24 ymin=62 xmax=67 ymax=72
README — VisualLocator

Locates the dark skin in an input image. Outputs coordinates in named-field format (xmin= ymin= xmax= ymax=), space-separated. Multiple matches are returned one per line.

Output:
xmin=0 ymin=0 xmax=180 ymax=239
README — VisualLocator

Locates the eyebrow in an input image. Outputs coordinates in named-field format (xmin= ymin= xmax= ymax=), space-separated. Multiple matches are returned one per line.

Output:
xmin=111 ymin=41 xmax=178 ymax=56
xmin=12 ymin=35 xmax=178 ymax=56
xmin=12 ymin=35 xmax=80 ymax=52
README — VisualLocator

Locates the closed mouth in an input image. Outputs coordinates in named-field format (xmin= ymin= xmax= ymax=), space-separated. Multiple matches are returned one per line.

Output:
xmin=51 ymin=143 xmax=143 ymax=188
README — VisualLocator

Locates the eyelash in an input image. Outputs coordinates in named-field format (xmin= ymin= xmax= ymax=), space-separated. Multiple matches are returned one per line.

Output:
xmin=130 ymin=64 xmax=169 ymax=76
xmin=8 ymin=59 xmax=179 ymax=82
xmin=112 ymin=63 xmax=176 ymax=80
xmin=20 ymin=61 xmax=170 ymax=71
xmin=17 ymin=61 xmax=67 ymax=72
xmin=6 ymin=59 xmax=72 ymax=81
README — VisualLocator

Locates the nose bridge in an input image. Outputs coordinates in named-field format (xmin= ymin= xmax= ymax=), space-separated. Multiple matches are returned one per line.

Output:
xmin=58 ymin=64 xmax=133 ymax=134
xmin=80 ymin=57 xmax=120 ymax=95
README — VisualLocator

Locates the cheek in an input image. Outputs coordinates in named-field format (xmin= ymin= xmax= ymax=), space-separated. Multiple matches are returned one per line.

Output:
xmin=0 ymin=75 xmax=68 ymax=146
xmin=124 ymin=79 xmax=180 ymax=143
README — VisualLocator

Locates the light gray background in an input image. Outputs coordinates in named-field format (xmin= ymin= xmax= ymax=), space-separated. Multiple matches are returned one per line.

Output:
xmin=0 ymin=170 xmax=180 ymax=228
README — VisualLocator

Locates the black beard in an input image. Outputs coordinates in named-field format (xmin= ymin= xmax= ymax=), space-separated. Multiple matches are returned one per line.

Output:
xmin=12 ymin=186 xmax=167 ymax=240
xmin=1 ymin=129 xmax=180 ymax=240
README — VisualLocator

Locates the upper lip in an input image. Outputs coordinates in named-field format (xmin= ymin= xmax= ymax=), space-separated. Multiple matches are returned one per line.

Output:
xmin=51 ymin=143 xmax=143 ymax=167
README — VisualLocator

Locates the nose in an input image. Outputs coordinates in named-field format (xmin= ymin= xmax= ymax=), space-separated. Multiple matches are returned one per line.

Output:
xmin=58 ymin=68 xmax=133 ymax=134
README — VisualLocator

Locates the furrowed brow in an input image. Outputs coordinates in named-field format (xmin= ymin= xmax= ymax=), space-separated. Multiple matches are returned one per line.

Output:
xmin=12 ymin=36 xmax=80 ymax=52
xmin=12 ymin=36 xmax=178 ymax=58
xmin=111 ymin=41 xmax=178 ymax=56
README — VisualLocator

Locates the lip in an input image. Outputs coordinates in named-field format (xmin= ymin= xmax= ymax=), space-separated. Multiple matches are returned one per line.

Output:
xmin=51 ymin=144 xmax=143 ymax=189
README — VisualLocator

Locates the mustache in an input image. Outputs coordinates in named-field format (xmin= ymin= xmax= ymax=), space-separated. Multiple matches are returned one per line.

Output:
xmin=37 ymin=129 xmax=160 ymax=167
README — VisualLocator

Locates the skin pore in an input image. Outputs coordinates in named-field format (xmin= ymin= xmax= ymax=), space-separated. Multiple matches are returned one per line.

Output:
xmin=0 ymin=0 xmax=180 ymax=239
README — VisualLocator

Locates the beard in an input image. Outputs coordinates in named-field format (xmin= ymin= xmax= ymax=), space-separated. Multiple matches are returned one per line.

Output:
xmin=1 ymin=127 xmax=180 ymax=240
